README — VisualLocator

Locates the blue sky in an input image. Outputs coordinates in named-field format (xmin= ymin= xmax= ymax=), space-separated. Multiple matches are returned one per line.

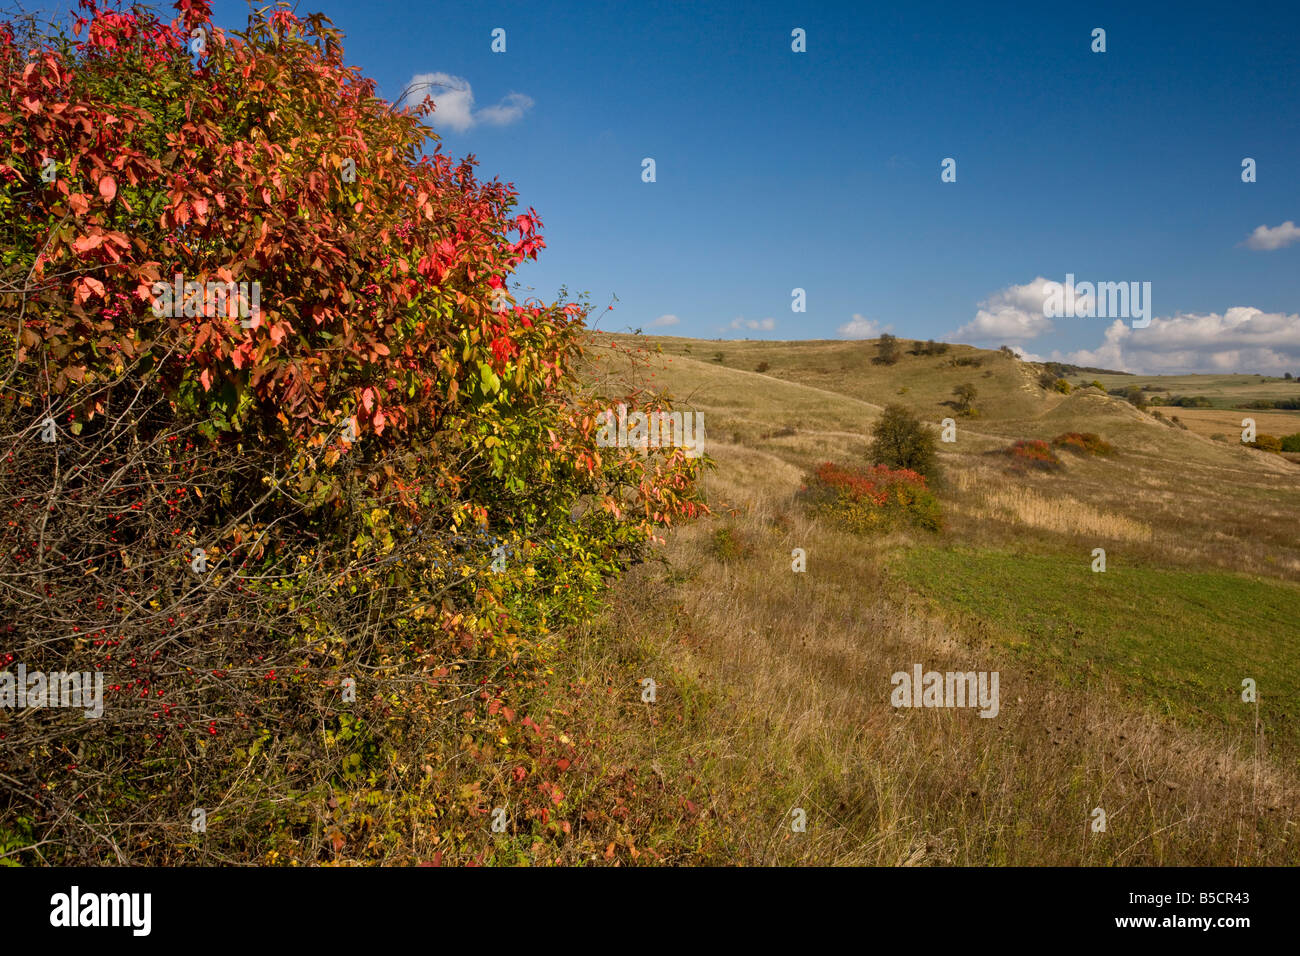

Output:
xmin=69 ymin=2 xmax=1300 ymax=371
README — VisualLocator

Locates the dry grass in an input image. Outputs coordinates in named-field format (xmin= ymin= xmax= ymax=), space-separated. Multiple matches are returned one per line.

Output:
xmin=1159 ymin=406 xmax=1300 ymax=441
xmin=950 ymin=471 xmax=1155 ymax=543
xmin=558 ymin=333 xmax=1300 ymax=865
xmin=570 ymin=480 xmax=1297 ymax=864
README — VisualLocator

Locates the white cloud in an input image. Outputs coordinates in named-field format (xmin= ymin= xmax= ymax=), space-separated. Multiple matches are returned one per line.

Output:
xmin=476 ymin=93 xmax=534 ymax=128
xmin=650 ymin=314 xmax=680 ymax=327
xmin=949 ymin=277 xmax=1094 ymax=344
xmin=1244 ymin=221 xmax=1300 ymax=251
xmin=1052 ymin=320 xmax=1132 ymax=371
xmin=837 ymin=314 xmax=889 ymax=339
xmin=1055 ymin=307 xmax=1300 ymax=373
xmin=728 ymin=317 xmax=776 ymax=331
xmin=399 ymin=73 xmax=533 ymax=132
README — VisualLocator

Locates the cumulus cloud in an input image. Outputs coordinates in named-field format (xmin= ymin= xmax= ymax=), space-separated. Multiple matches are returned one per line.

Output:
xmin=650 ymin=314 xmax=680 ymax=327
xmin=1243 ymin=221 xmax=1300 ymax=251
xmin=1055 ymin=307 xmax=1300 ymax=374
xmin=837 ymin=314 xmax=889 ymax=339
xmin=398 ymin=73 xmax=533 ymax=132
xmin=728 ymin=317 xmax=776 ymax=331
xmin=948 ymin=277 xmax=1094 ymax=344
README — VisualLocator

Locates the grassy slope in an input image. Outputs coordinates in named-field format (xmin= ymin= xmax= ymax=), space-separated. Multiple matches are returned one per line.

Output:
xmin=561 ymin=332 xmax=1300 ymax=865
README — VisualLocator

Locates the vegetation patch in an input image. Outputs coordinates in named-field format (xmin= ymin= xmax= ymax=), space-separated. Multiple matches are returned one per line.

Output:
xmin=893 ymin=546 xmax=1300 ymax=743
xmin=995 ymin=439 xmax=1063 ymax=471
xmin=1051 ymin=432 xmax=1114 ymax=456
xmin=800 ymin=462 xmax=942 ymax=533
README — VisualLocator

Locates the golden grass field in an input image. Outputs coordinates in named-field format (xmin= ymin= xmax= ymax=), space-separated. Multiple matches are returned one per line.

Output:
xmin=1154 ymin=406 xmax=1300 ymax=441
xmin=556 ymin=333 xmax=1300 ymax=865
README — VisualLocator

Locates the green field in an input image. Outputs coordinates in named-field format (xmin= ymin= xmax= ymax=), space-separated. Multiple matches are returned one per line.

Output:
xmin=1091 ymin=372 xmax=1300 ymax=409
xmin=894 ymin=546 xmax=1300 ymax=744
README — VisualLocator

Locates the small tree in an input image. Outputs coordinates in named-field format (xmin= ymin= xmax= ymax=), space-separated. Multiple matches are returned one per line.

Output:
xmin=1123 ymin=386 xmax=1148 ymax=410
xmin=952 ymin=383 xmax=978 ymax=416
xmin=875 ymin=333 xmax=900 ymax=365
xmin=868 ymin=404 xmax=940 ymax=479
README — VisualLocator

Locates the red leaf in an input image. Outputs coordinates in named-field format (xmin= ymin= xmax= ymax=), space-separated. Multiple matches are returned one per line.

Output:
xmin=73 ymin=276 xmax=105 ymax=304
xmin=98 ymin=175 xmax=117 ymax=202
xmin=72 ymin=234 xmax=104 ymax=254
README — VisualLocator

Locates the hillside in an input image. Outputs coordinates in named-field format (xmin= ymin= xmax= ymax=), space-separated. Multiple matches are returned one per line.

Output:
xmin=562 ymin=331 xmax=1300 ymax=865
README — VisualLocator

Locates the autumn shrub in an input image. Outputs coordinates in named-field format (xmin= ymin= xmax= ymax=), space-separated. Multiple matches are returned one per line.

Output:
xmin=997 ymin=439 xmax=1063 ymax=471
xmin=1051 ymin=431 xmax=1114 ymax=456
xmin=1250 ymin=434 xmax=1283 ymax=453
xmin=0 ymin=0 xmax=705 ymax=864
xmin=800 ymin=462 xmax=942 ymax=533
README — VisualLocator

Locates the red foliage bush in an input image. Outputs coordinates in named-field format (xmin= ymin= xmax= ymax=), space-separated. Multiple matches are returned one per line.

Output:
xmin=1051 ymin=432 xmax=1114 ymax=456
xmin=1000 ymin=439 xmax=1063 ymax=470
xmin=803 ymin=462 xmax=942 ymax=532
xmin=0 ymin=0 xmax=708 ymax=865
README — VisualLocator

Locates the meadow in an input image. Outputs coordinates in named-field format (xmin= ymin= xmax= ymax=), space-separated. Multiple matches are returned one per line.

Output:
xmin=560 ymin=332 xmax=1300 ymax=864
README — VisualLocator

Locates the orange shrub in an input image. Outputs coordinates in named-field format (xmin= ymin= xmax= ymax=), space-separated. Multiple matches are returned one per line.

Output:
xmin=999 ymin=439 xmax=1063 ymax=470
xmin=801 ymin=462 xmax=942 ymax=532
xmin=1051 ymin=432 xmax=1114 ymax=456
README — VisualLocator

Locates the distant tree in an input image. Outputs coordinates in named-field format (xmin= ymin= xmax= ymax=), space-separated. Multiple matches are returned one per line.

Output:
xmin=952 ymin=383 xmax=978 ymax=416
xmin=912 ymin=338 xmax=949 ymax=357
xmin=1123 ymin=385 xmax=1148 ymax=410
xmin=875 ymin=333 xmax=901 ymax=365
xmin=868 ymin=404 xmax=940 ymax=479
xmin=1286 ymin=372 xmax=1294 ymax=380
